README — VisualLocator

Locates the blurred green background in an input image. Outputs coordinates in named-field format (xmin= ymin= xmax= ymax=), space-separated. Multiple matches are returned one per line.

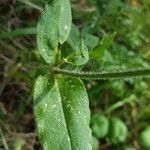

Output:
xmin=0 ymin=0 xmax=150 ymax=149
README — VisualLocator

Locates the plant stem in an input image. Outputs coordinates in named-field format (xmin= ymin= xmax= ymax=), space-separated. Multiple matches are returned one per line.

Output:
xmin=0 ymin=127 xmax=9 ymax=150
xmin=105 ymin=95 xmax=136 ymax=113
xmin=0 ymin=28 xmax=37 ymax=40
xmin=53 ymin=68 xmax=150 ymax=80
xmin=16 ymin=0 xmax=43 ymax=11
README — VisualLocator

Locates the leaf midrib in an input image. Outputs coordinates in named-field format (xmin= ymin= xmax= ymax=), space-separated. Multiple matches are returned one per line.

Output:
xmin=56 ymin=78 xmax=73 ymax=150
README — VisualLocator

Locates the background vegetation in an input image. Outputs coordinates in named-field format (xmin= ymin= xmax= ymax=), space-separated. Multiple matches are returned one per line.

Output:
xmin=0 ymin=0 xmax=150 ymax=149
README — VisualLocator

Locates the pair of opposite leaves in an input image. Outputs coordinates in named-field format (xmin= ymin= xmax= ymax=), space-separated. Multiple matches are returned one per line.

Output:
xmin=34 ymin=0 xmax=92 ymax=149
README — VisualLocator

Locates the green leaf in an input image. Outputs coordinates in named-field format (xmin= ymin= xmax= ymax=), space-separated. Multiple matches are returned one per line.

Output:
xmin=83 ymin=34 xmax=99 ymax=51
xmin=90 ymin=32 xmax=116 ymax=61
xmin=66 ymin=24 xmax=89 ymax=66
xmin=34 ymin=75 xmax=92 ymax=150
xmin=37 ymin=0 xmax=72 ymax=64
xmin=92 ymin=136 xmax=99 ymax=150
xmin=67 ymin=24 xmax=80 ymax=51
xmin=91 ymin=114 xmax=109 ymax=139
xmin=107 ymin=117 xmax=128 ymax=144
xmin=139 ymin=126 xmax=150 ymax=150
xmin=103 ymin=50 xmax=114 ymax=64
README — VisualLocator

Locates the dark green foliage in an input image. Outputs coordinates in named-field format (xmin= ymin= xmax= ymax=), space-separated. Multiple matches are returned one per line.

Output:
xmin=0 ymin=0 xmax=150 ymax=149
xmin=91 ymin=114 xmax=109 ymax=138
xmin=34 ymin=75 xmax=92 ymax=149
xmin=37 ymin=0 xmax=72 ymax=64
xmin=139 ymin=126 xmax=150 ymax=150
xmin=107 ymin=117 xmax=128 ymax=144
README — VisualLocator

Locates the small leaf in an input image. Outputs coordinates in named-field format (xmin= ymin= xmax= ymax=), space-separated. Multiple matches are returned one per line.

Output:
xmin=103 ymin=50 xmax=114 ymax=64
xmin=34 ymin=75 xmax=92 ymax=150
xmin=37 ymin=0 xmax=72 ymax=64
xmin=67 ymin=24 xmax=80 ymax=51
xmin=91 ymin=114 xmax=109 ymax=139
xmin=92 ymin=136 xmax=99 ymax=150
xmin=107 ymin=117 xmax=128 ymax=144
xmin=69 ymin=39 xmax=89 ymax=66
xmin=83 ymin=34 xmax=99 ymax=51
xmin=91 ymin=32 xmax=116 ymax=61
xmin=139 ymin=126 xmax=150 ymax=150
xmin=66 ymin=24 xmax=89 ymax=66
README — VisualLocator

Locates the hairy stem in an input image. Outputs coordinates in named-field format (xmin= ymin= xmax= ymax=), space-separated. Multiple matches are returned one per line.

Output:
xmin=53 ymin=68 xmax=150 ymax=80
xmin=0 ymin=28 xmax=37 ymax=40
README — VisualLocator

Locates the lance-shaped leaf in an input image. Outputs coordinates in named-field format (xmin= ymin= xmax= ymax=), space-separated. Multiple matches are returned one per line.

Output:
xmin=37 ymin=0 xmax=72 ymax=64
xmin=34 ymin=75 xmax=92 ymax=150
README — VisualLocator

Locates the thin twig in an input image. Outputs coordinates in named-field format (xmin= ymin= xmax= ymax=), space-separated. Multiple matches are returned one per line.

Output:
xmin=0 ymin=54 xmax=13 ymax=64
xmin=16 ymin=0 xmax=43 ymax=11
xmin=0 ymin=28 xmax=36 ymax=40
